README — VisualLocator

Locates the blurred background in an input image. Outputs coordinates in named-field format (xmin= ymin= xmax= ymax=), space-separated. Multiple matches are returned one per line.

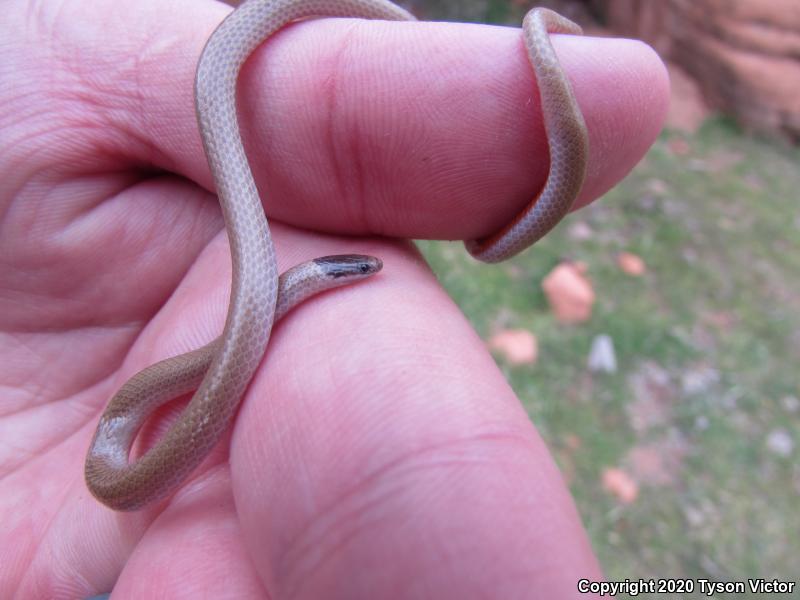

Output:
xmin=409 ymin=0 xmax=799 ymax=587
xmin=229 ymin=0 xmax=799 ymax=587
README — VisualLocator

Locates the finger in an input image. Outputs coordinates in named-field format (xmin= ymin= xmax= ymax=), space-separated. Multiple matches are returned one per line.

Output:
xmin=94 ymin=0 xmax=667 ymax=242
xmin=231 ymin=235 xmax=602 ymax=597
xmin=235 ymin=20 xmax=668 ymax=241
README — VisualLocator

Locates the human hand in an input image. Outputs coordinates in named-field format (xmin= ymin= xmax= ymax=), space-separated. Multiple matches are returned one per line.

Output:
xmin=0 ymin=0 xmax=667 ymax=597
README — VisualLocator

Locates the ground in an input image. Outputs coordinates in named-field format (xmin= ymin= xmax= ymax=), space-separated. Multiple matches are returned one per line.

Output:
xmin=419 ymin=118 xmax=800 ymax=587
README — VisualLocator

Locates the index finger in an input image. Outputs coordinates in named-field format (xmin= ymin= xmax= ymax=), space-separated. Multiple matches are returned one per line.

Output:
xmin=138 ymin=4 xmax=669 ymax=242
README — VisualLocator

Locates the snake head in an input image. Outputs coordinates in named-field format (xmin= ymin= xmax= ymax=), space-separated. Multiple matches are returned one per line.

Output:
xmin=313 ymin=255 xmax=383 ymax=280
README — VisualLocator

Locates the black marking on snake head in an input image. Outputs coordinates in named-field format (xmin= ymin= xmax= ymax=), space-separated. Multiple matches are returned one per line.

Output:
xmin=314 ymin=255 xmax=383 ymax=279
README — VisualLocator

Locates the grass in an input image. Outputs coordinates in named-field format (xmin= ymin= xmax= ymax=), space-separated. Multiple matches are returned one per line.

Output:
xmin=417 ymin=119 xmax=800 ymax=588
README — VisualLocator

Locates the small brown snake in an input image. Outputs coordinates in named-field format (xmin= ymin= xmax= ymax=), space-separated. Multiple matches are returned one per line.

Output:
xmin=85 ymin=0 xmax=588 ymax=510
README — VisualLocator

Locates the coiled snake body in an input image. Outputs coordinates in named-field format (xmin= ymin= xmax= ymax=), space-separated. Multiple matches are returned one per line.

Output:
xmin=85 ymin=0 xmax=588 ymax=511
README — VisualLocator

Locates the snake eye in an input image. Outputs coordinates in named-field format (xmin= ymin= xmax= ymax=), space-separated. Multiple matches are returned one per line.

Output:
xmin=360 ymin=263 xmax=370 ymax=273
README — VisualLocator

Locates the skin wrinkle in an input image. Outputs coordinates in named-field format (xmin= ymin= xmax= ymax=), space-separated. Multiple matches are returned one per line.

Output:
xmin=36 ymin=178 xmax=216 ymax=331
xmin=320 ymin=21 xmax=364 ymax=231
xmin=280 ymin=431 xmax=545 ymax=597
xmin=47 ymin=20 xmax=168 ymax=179
xmin=282 ymin=482 xmax=402 ymax=597
xmin=280 ymin=428 xmax=538 ymax=572
xmin=334 ymin=21 xmax=393 ymax=237
xmin=0 ymin=330 xmax=84 ymax=408
xmin=258 ymin=19 xmax=427 ymax=237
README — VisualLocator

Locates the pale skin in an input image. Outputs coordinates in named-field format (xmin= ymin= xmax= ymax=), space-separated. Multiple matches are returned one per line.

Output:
xmin=0 ymin=0 xmax=668 ymax=597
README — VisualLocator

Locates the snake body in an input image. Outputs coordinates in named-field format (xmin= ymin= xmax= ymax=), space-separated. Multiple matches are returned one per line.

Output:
xmin=85 ymin=256 xmax=382 ymax=510
xmin=85 ymin=0 xmax=588 ymax=510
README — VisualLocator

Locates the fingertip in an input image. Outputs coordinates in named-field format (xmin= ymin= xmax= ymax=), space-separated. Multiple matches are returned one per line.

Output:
xmin=562 ymin=35 xmax=670 ymax=207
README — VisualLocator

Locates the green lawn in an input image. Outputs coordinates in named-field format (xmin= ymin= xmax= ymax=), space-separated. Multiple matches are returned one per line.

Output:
xmin=418 ymin=119 xmax=800 ymax=588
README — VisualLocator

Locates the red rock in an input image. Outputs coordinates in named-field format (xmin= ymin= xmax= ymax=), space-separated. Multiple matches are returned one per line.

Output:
xmin=602 ymin=467 xmax=639 ymax=504
xmin=596 ymin=0 xmax=800 ymax=139
xmin=542 ymin=262 xmax=595 ymax=324
xmin=487 ymin=329 xmax=538 ymax=365
xmin=617 ymin=252 xmax=646 ymax=276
